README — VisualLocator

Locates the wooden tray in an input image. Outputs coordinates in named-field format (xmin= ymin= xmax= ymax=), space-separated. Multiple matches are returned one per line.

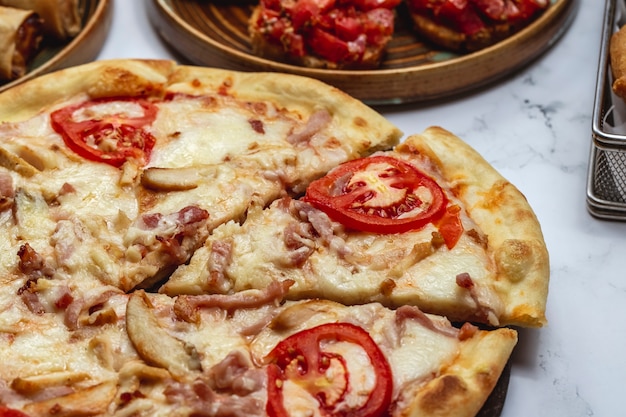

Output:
xmin=147 ymin=0 xmax=579 ymax=104
xmin=0 ymin=0 xmax=113 ymax=93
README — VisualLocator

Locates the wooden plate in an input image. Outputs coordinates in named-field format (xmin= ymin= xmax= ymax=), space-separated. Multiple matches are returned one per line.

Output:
xmin=147 ymin=0 xmax=578 ymax=104
xmin=0 ymin=0 xmax=113 ymax=94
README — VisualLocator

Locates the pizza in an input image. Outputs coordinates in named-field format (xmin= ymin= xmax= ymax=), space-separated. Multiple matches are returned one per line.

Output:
xmin=163 ymin=126 xmax=549 ymax=328
xmin=248 ymin=0 xmax=401 ymax=69
xmin=0 ymin=59 xmax=548 ymax=416
xmin=405 ymin=0 xmax=550 ymax=52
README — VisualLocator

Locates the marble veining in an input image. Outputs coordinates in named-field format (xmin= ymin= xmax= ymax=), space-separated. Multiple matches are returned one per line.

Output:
xmin=97 ymin=1 xmax=622 ymax=416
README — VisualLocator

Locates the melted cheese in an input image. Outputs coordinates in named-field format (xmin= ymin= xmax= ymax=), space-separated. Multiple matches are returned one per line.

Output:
xmin=0 ymin=84 xmax=402 ymax=415
xmin=150 ymin=101 xmax=295 ymax=168
xmin=169 ymin=196 xmax=504 ymax=323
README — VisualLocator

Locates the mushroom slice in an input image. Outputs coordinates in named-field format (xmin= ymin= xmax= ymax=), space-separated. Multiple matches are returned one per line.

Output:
xmin=0 ymin=146 xmax=38 ymax=177
xmin=141 ymin=167 xmax=201 ymax=191
xmin=11 ymin=371 xmax=90 ymax=395
xmin=126 ymin=290 xmax=202 ymax=379
xmin=23 ymin=380 xmax=117 ymax=417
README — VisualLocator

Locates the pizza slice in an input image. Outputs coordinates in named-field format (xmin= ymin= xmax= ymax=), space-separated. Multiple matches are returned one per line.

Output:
xmin=0 ymin=284 xmax=516 ymax=417
xmin=0 ymin=59 xmax=401 ymax=292
xmin=164 ymin=126 xmax=550 ymax=327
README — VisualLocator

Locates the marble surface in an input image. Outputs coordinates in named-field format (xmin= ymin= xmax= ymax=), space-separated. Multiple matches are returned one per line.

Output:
xmin=96 ymin=1 xmax=623 ymax=416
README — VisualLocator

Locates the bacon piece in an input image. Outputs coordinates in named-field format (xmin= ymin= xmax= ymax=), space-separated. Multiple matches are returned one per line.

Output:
xmin=248 ymin=119 xmax=265 ymax=134
xmin=458 ymin=321 xmax=479 ymax=341
xmin=456 ymin=272 xmax=474 ymax=289
xmin=16 ymin=243 xmax=54 ymax=314
xmin=286 ymin=109 xmax=331 ymax=145
xmin=283 ymin=221 xmax=315 ymax=267
xmin=395 ymin=305 xmax=459 ymax=338
xmin=455 ymin=272 xmax=498 ymax=325
xmin=63 ymin=289 xmax=121 ymax=330
xmin=19 ymin=286 xmax=45 ymax=315
xmin=291 ymin=199 xmax=352 ymax=258
xmin=207 ymin=350 xmax=264 ymax=395
xmin=17 ymin=243 xmax=53 ymax=278
xmin=174 ymin=280 xmax=295 ymax=322
xmin=127 ymin=205 xmax=210 ymax=289
xmin=291 ymin=199 xmax=335 ymax=243
xmin=164 ymin=375 xmax=265 ymax=417
xmin=206 ymin=240 xmax=234 ymax=294
xmin=0 ymin=171 xmax=14 ymax=211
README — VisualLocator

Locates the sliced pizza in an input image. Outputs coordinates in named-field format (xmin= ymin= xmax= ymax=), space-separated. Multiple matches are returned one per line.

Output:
xmin=0 ymin=286 xmax=516 ymax=417
xmin=0 ymin=59 xmax=401 ymax=293
xmin=164 ymin=126 xmax=550 ymax=327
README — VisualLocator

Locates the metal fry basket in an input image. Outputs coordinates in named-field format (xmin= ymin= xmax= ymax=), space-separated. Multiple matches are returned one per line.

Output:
xmin=587 ymin=0 xmax=626 ymax=219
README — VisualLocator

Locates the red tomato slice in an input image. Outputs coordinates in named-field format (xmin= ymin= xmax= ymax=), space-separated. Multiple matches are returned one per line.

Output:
xmin=0 ymin=407 xmax=30 ymax=417
xmin=303 ymin=155 xmax=448 ymax=234
xmin=265 ymin=322 xmax=393 ymax=417
xmin=50 ymin=97 xmax=158 ymax=167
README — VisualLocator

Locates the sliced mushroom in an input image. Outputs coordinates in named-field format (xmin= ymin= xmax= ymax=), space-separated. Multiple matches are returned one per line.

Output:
xmin=0 ymin=146 xmax=38 ymax=177
xmin=126 ymin=291 xmax=202 ymax=379
xmin=141 ymin=167 xmax=201 ymax=191
xmin=23 ymin=380 xmax=117 ymax=417
xmin=13 ymin=144 xmax=59 ymax=171
xmin=11 ymin=371 xmax=90 ymax=395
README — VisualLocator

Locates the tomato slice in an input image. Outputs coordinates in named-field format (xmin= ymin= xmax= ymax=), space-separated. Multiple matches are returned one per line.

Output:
xmin=0 ymin=407 xmax=30 ymax=417
xmin=50 ymin=97 xmax=158 ymax=167
xmin=303 ymin=155 xmax=448 ymax=234
xmin=265 ymin=322 xmax=392 ymax=417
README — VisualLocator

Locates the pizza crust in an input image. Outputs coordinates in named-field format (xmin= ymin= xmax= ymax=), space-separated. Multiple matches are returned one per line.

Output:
xmin=407 ymin=327 xmax=517 ymax=417
xmin=398 ymin=127 xmax=550 ymax=327
xmin=0 ymin=59 xmax=176 ymax=122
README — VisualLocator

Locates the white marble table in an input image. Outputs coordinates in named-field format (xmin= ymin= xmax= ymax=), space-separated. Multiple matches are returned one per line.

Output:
xmin=97 ymin=1 xmax=622 ymax=416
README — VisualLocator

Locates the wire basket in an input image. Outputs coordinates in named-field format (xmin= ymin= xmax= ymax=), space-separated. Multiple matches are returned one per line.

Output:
xmin=587 ymin=0 xmax=626 ymax=219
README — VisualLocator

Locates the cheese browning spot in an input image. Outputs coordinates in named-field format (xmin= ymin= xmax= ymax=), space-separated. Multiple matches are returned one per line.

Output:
xmin=418 ymin=374 xmax=468 ymax=413
xmin=353 ymin=116 xmax=367 ymax=128
xmin=495 ymin=239 xmax=534 ymax=282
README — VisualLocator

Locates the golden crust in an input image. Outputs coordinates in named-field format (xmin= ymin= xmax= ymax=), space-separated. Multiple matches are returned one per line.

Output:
xmin=398 ymin=127 xmax=550 ymax=327
xmin=610 ymin=25 xmax=626 ymax=101
xmin=406 ymin=327 xmax=517 ymax=417
xmin=0 ymin=59 xmax=177 ymax=122
xmin=0 ymin=58 xmax=401 ymax=155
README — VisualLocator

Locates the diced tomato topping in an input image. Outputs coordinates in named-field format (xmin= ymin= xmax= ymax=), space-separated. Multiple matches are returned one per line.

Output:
xmin=255 ymin=0 xmax=399 ymax=65
xmin=406 ymin=0 xmax=549 ymax=35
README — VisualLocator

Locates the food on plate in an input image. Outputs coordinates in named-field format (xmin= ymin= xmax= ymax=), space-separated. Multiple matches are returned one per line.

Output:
xmin=0 ymin=0 xmax=83 ymax=40
xmin=405 ymin=0 xmax=550 ymax=52
xmin=0 ymin=58 xmax=548 ymax=415
xmin=0 ymin=6 xmax=42 ymax=80
xmin=248 ymin=0 xmax=401 ymax=69
xmin=165 ymin=126 xmax=550 ymax=327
